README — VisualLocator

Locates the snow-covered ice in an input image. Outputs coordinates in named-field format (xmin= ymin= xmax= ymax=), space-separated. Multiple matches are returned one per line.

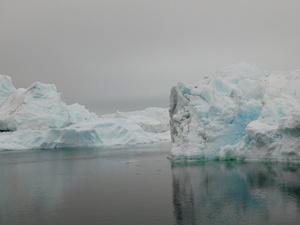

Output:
xmin=0 ymin=77 xmax=169 ymax=151
xmin=170 ymin=63 xmax=300 ymax=162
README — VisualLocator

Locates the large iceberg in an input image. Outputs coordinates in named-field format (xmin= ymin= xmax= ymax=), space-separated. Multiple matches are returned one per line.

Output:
xmin=0 ymin=81 xmax=101 ymax=132
xmin=0 ymin=119 xmax=157 ymax=150
xmin=0 ymin=77 xmax=168 ymax=151
xmin=0 ymin=82 xmax=72 ymax=131
xmin=170 ymin=63 xmax=300 ymax=162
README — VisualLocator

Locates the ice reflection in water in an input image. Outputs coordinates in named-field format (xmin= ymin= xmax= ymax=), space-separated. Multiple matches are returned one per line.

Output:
xmin=2 ymin=145 xmax=300 ymax=225
xmin=172 ymin=161 xmax=300 ymax=225
xmin=0 ymin=144 xmax=175 ymax=225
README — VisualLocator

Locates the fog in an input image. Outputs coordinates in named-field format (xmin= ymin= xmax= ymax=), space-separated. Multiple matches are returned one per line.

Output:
xmin=1 ymin=0 xmax=300 ymax=113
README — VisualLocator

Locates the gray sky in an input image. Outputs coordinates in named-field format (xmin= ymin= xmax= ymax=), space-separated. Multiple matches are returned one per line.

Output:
xmin=1 ymin=0 xmax=300 ymax=113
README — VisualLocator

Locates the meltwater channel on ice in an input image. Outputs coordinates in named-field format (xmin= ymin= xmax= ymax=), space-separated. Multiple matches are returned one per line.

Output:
xmin=1 ymin=63 xmax=300 ymax=163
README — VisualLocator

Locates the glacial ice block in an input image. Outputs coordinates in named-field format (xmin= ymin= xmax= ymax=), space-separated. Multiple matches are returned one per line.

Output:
xmin=169 ymin=63 xmax=300 ymax=161
xmin=0 ymin=119 xmax=157 ymax=150
xmin=0 ymin=78 xmax=159 ymax=150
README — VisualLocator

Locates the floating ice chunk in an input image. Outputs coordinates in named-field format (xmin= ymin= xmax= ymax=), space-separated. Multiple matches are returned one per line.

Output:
xmin=170 ymin=63 xmax=300 ymax=161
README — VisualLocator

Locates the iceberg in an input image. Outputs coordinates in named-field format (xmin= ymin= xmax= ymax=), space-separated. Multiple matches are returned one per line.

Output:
xmin=170 ymin=63 xmax=300 ymax=162
xmin=0 ymin=77 xmax=163 ymax=151
xmin=102 ymin=107 xmax=170 ymax=141
xmin=0 ymin=119 xmax=157 ymax=150
xmin=0 ymin=82 xmax=71 ymax=131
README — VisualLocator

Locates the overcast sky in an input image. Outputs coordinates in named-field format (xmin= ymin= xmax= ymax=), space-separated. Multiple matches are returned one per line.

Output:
xmin=1 ymin=0 xmax=300 ymax=113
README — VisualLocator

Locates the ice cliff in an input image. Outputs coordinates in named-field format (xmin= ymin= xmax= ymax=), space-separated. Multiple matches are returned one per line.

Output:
xmin=0 ymin=76 xmax=169 ymax=151
xmin=170 ymin=63 xmax=300 ymax=162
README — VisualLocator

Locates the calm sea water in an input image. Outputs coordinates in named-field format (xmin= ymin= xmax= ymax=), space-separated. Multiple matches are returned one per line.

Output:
xmin=1 ymin=143 xmax=300 ymax=225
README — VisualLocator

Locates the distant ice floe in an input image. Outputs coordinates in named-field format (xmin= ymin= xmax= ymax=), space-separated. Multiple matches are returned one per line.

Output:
xmin=0 ymin=75 xmax=169 ymax=151
xmin=102 ymin=107 xmax=170 ymax=141
xmin=170 ymin=63 xmax=300 ymax=162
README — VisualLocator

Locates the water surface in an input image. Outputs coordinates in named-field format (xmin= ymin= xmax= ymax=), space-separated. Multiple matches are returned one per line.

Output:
xmin=172 ymin=161 xmax=300 ymax=225
xmin=1 ymin=144 xmax=300 ymax=225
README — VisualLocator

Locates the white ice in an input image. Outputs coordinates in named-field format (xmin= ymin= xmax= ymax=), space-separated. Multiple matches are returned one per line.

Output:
xmin=170 ymin=63 xmax=300 ymax=162
xmin=0 ymin=77 xmax=169 ymax=151
xmin=102 ymin=107 xmax=170 ymax=141
xmin=0 ymin=119 xmax=157 ymax=150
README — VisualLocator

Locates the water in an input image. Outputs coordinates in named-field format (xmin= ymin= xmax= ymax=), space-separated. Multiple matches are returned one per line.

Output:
xmin=172 ymin=161 xmax=300 ymax=225
xmin=1 ymin=144 xmax=300 ymax=225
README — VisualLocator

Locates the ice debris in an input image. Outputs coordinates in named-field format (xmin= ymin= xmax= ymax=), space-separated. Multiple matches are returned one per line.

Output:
xmin=170 ymin=63 xmax=300 ymax=161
